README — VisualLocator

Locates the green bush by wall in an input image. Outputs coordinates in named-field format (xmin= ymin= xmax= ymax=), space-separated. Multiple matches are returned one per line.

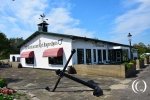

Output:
xmin=0 ymin=78 xmax=7 ymax=88
xmin=124 ymin=62 xmax=134 ymax=71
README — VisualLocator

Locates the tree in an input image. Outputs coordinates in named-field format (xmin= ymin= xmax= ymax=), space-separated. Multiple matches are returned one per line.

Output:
xmin=0 ymin=32 xmax=8 ymax=49
xmin=133 ymin=42 xmax=150 ymax=58
xmin=0 ymin=32 xmax=24 ymax=60
xmin=0 ymin=32 xmax=9 ymax=59
xmin=146 ymin=44 xmax=150 ymax=53
xmin=9 ymin=38 xmax=24 ymax=54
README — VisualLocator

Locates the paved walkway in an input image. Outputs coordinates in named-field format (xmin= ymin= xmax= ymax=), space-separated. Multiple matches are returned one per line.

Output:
xmin=105 ymin=65 xmax=150 ymax=100
xmin=0 ymin=65 xmax=149 ymax=100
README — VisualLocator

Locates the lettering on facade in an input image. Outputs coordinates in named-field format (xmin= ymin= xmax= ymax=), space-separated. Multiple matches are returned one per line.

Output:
xmin=94 ymin=42 xmax=105 ymax=47
xmin=25 ymin=39 xmax=63 ymax=49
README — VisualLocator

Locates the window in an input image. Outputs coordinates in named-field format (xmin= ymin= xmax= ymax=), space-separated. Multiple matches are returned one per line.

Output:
xmin=17 ymin=57 xmax=20 ymax=62
xmin=93 ymin=49 xmax=96 ymax=62
xmin=25 ymin=58 xmax=34 ymax=64
xmin=108 ymin=50 xmax=112 ymax=61
xmin=77 ymin=49 xmax=84 ymax=64
xmin=86 ymin=49 xmax=91 ymax=64
xmin=48 ymin=56 xmax=63 ymax=65
xmin=122 ymin=49 xmax=128 ymax=61
xmin=97 ymin=49 xmax=102 ymax=63
xmin=116 ymin=51 xmax=121 ymax=62
xmin=103 ymin=50 xmax=106 ymax=61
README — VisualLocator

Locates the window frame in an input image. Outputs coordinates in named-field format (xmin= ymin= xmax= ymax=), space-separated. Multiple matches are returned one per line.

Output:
xmin=97 ymin=49 xmax=102 ymax=63
xmin=48 ymin=56 xmax=63 ymax=65
xmin=77 ymin=49 xmax=84 ymax=64
xmin=86 ymin=49 xmax=91 ymax=64
xmin=25 ymin=58 xmax=34 ymax=64
xmin=103 ymin=49 xmax=106 ymax=61
xmin=93 ymin=49 xmax=96 ymax=62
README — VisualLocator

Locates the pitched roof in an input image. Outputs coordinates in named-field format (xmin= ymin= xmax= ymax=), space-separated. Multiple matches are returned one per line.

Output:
xmin=19 ymin=31 xmax=130 ymax=48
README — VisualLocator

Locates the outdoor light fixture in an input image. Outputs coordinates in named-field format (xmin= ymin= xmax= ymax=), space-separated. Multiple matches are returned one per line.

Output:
xmin=127 ymin=33 xmax=132 ymax=60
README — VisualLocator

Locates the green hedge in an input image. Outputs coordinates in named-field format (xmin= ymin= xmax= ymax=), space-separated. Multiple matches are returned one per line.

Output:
xmin=0 ymin=78 xmax=7 ymax=88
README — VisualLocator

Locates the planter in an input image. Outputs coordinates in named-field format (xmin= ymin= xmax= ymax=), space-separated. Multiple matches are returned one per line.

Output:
xmin=147 ymin=56 xmax=150 ymax=64
xmin=144 ymin=58 xmax=148 ymax=65
xmin=125 ymin=67 xmax=136 ymax=78
xmin=136 ymin=59 xmax=140 ymax=70
xmin=125 ymin=64 xmax=136 ymax=78
xmin=140 ymin=59 xmax=145 ymax=68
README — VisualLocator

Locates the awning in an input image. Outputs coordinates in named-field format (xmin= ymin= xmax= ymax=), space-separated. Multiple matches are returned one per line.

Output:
xmin=20 ymin=51 xmax=34 ymax=58
xmin=43 ymin=48 xmax=63 ymax=57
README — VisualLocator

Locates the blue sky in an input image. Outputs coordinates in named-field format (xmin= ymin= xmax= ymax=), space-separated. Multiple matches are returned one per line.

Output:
xmin=0 ymin=0 xmax=150 ymax=45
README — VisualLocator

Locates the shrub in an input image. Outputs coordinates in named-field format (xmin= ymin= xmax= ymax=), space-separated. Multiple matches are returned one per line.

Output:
xmin=0 ymin=78 xmax=7 ymax=88
xmin=124 ymin=62 xmax=134 ymax=71
xmin=0 ymin=61 xmax=2 ymax=65
xmin=18 ymin=63 xmax=22 ymax=68
xmin=67 ymin=66 xmax=77 ymax=74
xmin=0 ymin=94 xmax=14 ymax=100
xmin=129 ymin=60 xmax=136 ymax=64
xmin=139 ymin=57 xmax=144 ymax=62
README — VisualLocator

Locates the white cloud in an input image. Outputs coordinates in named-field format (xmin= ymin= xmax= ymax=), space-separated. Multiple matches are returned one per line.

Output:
xmin=0 ymin=0 xmax=94 ymax=39
xmin=47 ymin=7 xmax=94 ymax=37
xmin=48 ymin=8 xmax=79 ymax=26
xmin=0 ymin=0 xmax=47 ymax=38
xmin=111 ymin=0 xmax=150 ymax=44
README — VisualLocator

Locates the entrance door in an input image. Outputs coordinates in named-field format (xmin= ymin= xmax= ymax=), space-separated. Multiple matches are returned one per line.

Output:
xmin=12 ymin=56 xmax=15 ymax=62
xmin=97 ymin=49 xmax=102 ymax=63
xmin=116 ymin=51 xmax=121 ymax=62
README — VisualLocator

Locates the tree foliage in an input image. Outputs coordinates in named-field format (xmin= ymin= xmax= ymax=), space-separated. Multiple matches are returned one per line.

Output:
xmin=0 ymin=32 xmax=9 ymax=59
xmin=133 ymin=42 xmax=150 ymax=57
xmin=0 ymin=32 xmax=24 ymax=60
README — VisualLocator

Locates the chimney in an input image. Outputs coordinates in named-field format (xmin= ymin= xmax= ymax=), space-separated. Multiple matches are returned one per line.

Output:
xmin=38 ymin=14 xmax=49 ymax=32
xmin=38 ymin=21 xmax=49 ymax=32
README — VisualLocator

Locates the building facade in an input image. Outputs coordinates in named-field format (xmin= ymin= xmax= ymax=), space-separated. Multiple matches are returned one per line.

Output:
xmin=19 ymin=21 xmax=131 ymax=70
xmin=10 ymin=54 xmax=20 ymax=62
xmin=20 ymin=31 xmax=132 ymax=70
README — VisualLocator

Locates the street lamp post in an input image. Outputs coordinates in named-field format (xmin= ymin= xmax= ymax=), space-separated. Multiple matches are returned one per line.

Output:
xmin=127 ymin=33 xmax=132 ymax=60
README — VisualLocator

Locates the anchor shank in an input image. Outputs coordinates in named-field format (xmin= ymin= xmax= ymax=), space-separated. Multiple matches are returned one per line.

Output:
xmin=56 ymin=70 xmax=96 ymax=90
xmin=56 ymin=70 xmax=103 ymax=96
